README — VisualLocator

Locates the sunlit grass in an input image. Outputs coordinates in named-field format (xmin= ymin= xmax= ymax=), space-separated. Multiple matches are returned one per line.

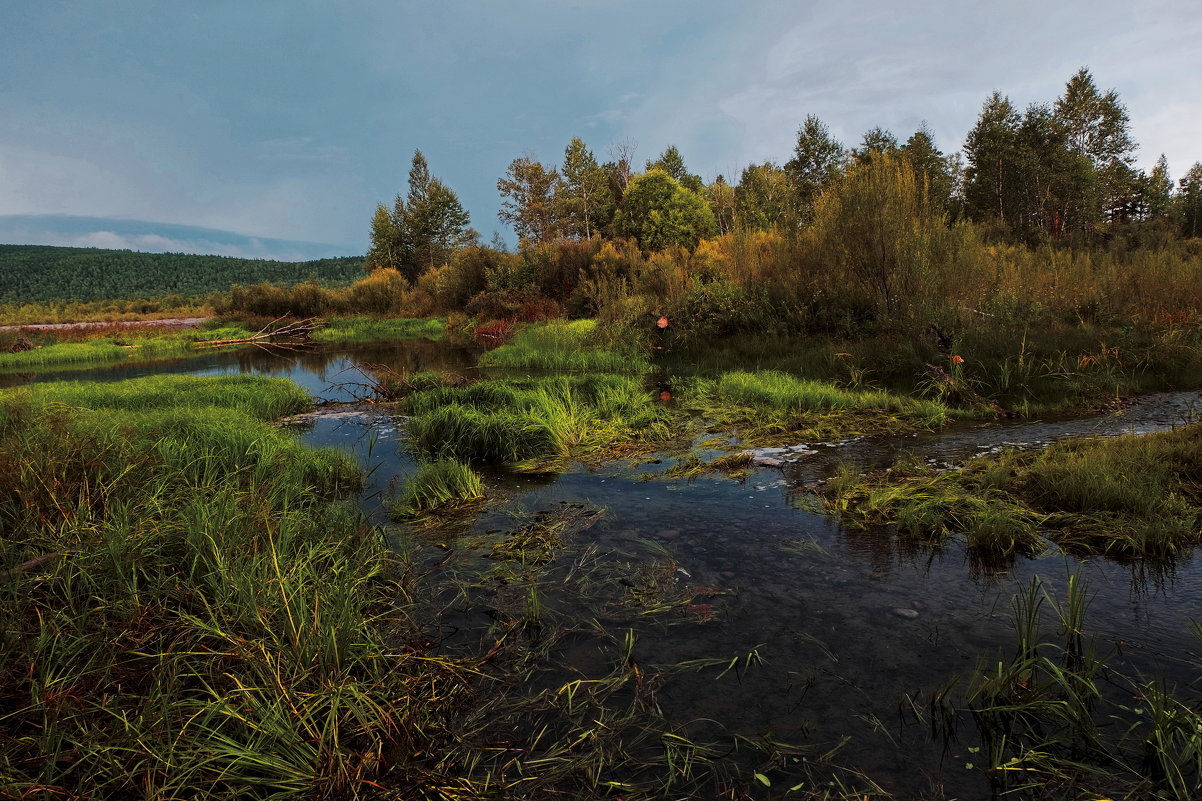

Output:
xmin=313 ymin=315 xmax=446 ymax=342
xmin=479 ymin=319 xmax=649 ymax=372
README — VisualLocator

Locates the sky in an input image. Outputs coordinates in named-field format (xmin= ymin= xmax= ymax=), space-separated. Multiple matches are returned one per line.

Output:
xmin=1 ymin=0 xmax=1199 ymax=260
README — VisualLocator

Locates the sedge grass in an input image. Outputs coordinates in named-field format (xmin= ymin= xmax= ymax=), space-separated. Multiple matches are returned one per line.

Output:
xmin=479 ymin=319 xmax=650 ymax=373
xmin=929 ymin=574 xmax=1202 ymax=800
xmin=687 ymin=369 xmax=952 ymax=442
xmin=312 ymin=315 xmax=446 ymax=343
xmin=391 ymin=458 xmax=485 ymax=517
xmin=406 ymin=373 xmax=671 ymax=469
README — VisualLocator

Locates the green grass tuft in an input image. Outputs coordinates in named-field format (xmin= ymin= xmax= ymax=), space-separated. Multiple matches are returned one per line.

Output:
xmin=391 ymin=458 xmax=485 ymax=517
xmin=479 ymin=319 xmax=649 ymax=372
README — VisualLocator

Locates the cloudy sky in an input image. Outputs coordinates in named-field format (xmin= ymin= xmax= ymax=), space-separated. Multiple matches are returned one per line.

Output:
xmin=1 ymin=1 xmax=1199 ymax=259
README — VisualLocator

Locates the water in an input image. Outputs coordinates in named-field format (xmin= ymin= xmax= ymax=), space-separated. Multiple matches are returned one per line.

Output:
xmin=10 ymin=340 xmax=1202 ymax=797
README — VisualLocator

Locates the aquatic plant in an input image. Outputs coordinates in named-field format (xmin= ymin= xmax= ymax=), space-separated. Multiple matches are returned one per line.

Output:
xmin=929 ymin=574 xmax=1202 ymax=800
xmin=391 ymin=458 xmax=485 ymax=517
xmin=821 ymin=422 xmax=1202 ymax=560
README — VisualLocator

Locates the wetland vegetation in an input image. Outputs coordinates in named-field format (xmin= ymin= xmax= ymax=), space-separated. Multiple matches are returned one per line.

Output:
xmin=3 ymin=65 xmax=1202 ymax=799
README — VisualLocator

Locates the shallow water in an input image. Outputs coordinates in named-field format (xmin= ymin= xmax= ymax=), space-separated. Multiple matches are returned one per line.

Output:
xmin=11 ymin=340 xmax=1202 ymax=797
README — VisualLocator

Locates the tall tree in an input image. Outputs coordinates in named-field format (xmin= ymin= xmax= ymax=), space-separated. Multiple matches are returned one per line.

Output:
xmin=852 ymin=127 xmax=900 ymax=165
xmin=735 ymin=163 xmax=792 ymax=231
xmin=1142 ymin=155 xmax=1173 ymax=221
xmin=497 ymin=156 xmax=562 ymax=242
xmin=1179 ymin=162 xmax=1202 ymax=238
xmin=365 ymin=203 xmax=403 ymax=273
xmin=964 ymin=91 xmax=1023 ymax=226
xmin=707 ymin=175 xmax=737 ymax=235
xmin=557 ymin=138 xmax=614 ymax=239
xmin=370 ymin=150 xmax=474 ymax=281
xmin=646 ymin=145 xmax=704 ymax=193
xmin=783 ymin=115 xmax=845 ymax=224
xmin=1053 ymin=68 xmax=1136 ymax=225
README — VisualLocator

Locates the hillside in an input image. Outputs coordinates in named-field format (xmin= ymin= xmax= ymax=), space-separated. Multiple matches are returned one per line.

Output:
xmin=0 ymin=245 xmax=365 ymax=303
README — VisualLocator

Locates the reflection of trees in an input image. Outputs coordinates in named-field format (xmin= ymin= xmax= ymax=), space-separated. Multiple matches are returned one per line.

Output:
xmin=344 ymin=341 xmax=481 ymax=377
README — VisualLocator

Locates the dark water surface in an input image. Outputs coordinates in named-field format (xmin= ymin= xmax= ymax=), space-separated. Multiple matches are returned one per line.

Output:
xmin=10 ymin=340 xmax=1202 ymax=797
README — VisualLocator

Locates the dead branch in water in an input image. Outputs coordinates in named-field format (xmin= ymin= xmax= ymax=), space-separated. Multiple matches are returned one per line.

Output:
xmin=198 ymin=316 xmax=321 ymax=348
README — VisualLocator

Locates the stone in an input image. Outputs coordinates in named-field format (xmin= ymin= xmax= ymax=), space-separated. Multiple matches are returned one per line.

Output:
xmin=891 ymin=607 xmax=920 ymax=620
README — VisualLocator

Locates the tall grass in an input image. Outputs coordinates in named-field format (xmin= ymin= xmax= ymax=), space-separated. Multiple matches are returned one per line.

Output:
xmin=407 ymin=373 xmax=670 ymax=468
xmin=479 ymin=319 xmax=650 ymax=372
xmin=0 ymin=323 xmax=256 ymax=371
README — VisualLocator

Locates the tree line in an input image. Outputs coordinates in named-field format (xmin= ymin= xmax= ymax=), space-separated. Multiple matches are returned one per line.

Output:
xmin=366 ymin=67 xmax=1202 ymax=267
xmin=0 ymin=245 xmax=363 ymax=304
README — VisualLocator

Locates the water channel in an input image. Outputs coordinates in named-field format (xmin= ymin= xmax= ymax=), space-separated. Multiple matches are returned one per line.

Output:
xmin=5 ymin=339 xmax=1202 ymax=797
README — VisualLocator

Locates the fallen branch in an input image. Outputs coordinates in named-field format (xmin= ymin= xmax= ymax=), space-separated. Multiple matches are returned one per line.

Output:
xmin=198 ymin=316 xmax=322 ymax=348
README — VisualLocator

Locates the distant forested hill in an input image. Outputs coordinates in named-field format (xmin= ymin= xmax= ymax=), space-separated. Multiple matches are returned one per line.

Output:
xmin=0 ymin=245 xmax=365 ymax=303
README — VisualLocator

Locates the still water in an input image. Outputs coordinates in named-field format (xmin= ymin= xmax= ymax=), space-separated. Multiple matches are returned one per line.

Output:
xmin=7 ymin=340 xmax=1202 ymax=797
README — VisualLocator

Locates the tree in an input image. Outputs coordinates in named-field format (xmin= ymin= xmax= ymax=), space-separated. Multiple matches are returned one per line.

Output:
xmin=964 ymin=92 xmax=1023 ymax=226
xmin=735 ymin=163 xmax=792 ymax=231
xmin=1179 ymin=162 xmax=1202 ymax=238
xmin=614 ymin=170 xmax=718 ymax=250
xmin=1142 ymin=155 xmax=1173 ymax=221
xmin=497 ymin=156 xmax=562 ymax=242
xmin=900 ymin=124 xmax=953 ymax=208
xmin=365 ymin=203 xmax=403 ymax=273
xmin=1053 ymin=68 xmax=1136 ymax=225
xmin=557 ymin=138 xmax=614 ymax=239
xmin=852 ymin=127 xmax=900 ymax=165
xmin=367 ymin=150 xmax=474 ymax=281
xmin=707 ymin=175 xmax=737 ymax=235
xmin=783 ymin=115 xmax=845 ymax=224
xmin=646 ymin=145 xmax=704 ymax=193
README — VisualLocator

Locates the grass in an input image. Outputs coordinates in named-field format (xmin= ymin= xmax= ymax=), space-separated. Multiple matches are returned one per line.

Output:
xmin=312 ymin=315 xmax=446 ymax=343
xmin=927 ymin=573 xmax=1202 ymax=800
xmin=687 ymin=369 xmax=954 ymax=442
xmin=391 ymin=458 xmax=485 ymax=517
xmin=406 ymin=373 xmax=672 ymax=469
xmin=479 ymin=319 xmax=650 ymax=373
xmin=0 ymin=322 xmax=255 ymax=371
xmin=819 ymin=423 xmax=1202 ymax=560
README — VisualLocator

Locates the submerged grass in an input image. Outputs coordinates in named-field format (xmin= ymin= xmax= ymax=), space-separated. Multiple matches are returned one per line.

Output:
xmin=928 ymin=573 xmax=1202 ymax=800
xmin=479 ymin=319 xmax=650 ymax=373
xmin=821 ymin=423 xmax=1202 ymax=560
xmin=407 ymin=373 xmax=672 ymax=469
xmin=313 ymin=315 xmax=446 ymax=342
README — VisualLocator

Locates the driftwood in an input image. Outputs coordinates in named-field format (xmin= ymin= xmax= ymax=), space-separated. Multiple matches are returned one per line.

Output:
xmin=198 ymin=317 xmax=320 ymax=349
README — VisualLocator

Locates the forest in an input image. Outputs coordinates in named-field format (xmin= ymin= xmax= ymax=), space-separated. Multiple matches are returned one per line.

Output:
xmin=0 ymin=245 xmax=363 ymax=304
